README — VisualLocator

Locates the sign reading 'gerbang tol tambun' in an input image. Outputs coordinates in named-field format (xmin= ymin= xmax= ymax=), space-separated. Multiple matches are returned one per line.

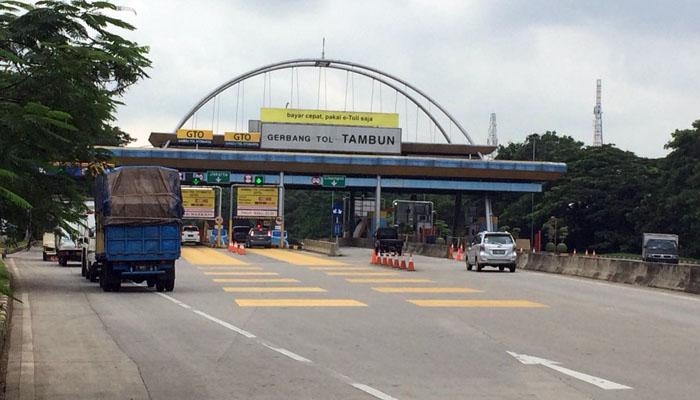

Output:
xmin=260 ymin=123 xmax=401 ymax=154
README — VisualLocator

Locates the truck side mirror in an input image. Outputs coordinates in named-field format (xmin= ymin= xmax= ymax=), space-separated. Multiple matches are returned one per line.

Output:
xmin=89 ymin=229 xmax=95 ymax=238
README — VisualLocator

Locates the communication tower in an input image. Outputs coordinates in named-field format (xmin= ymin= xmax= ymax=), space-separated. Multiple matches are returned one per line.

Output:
xmin=487 ymin=113 xmax=498 ymax=147
xmin=593 ymin=79 xmax=603 ymax=146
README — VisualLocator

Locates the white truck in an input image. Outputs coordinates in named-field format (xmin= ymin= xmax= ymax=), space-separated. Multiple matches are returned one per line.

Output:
xmin=642 ymin=233 xmax=679 ymax=264
xmin=56 ymin=201 xmax=96 ymax=269
xmin=42 ymin=232 xmax=57 ymax=261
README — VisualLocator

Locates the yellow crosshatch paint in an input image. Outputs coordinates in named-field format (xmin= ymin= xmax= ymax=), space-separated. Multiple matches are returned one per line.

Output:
xmin=261 ymin=108 xmax=399 ymax=128
xmin=407 ymin=300 xmax=548 ymax=308
xmin=234 ymin=299 xmax=368 ymax=307
xmin=372 ymin=287 xmax=483 ymax=293
xmin=212 ymin=278 xmax=299 ymax=283
xmin=203 ymin=271 xmax=279 ymax=276
xmin=181 ymin=247 xmax=248 ymax=266
xmin=223 ymin=287 xmax=327 ymax=293
xmin=246 ymin=248 xmax=348 ymax=266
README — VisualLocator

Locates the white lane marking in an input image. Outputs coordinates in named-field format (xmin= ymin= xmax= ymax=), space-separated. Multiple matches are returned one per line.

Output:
xmin=352 ymin=383 xmax=400 ymax=400
xmin=507 ymin=351 xmax=632 ymax=390
xmin=155 ymin=293 xmax=256 ymax=338
xmin=8 ymin=258 xmax=36 ymax=400
xmin=261 ymin=343 xmax=312 ymax=363
xmin=154 ymin=291 xmax=401 ymax=399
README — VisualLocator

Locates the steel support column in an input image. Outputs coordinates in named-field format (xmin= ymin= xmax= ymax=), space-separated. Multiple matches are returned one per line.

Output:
xmin=278 ymin=172 xmax=285 ymax=248
xmin=374 ymin=176 xmax=381 ymax=235
xmin=485 ymin=195 xmax=493 ymax=232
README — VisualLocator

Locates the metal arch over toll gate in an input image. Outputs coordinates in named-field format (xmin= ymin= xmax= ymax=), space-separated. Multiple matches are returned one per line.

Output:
xmin=173 ymin=58 xmax=475 ymax=146
xmin=107 ymin=57 xmax=568 ymax=240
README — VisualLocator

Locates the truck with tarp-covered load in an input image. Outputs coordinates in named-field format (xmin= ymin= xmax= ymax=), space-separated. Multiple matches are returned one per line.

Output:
xmin=87 ymin=166 xmax=183 ymax=292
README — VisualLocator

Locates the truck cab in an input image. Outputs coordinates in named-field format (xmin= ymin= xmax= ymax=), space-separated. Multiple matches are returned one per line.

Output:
xmin=642 ymin=233 xmax=679 ymax=264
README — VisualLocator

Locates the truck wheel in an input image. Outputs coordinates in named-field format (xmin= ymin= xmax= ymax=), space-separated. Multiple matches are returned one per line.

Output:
xmin=476 ymin=263 xmax=483 ymax=272
xmin=146 ymin=279 xmax=156 ymax=288
xmin=101 ymin=267 xmax=111 ymax=292
xmin=58 ymin=256 xmax=67 ymax=267
xmin=88 ymin=263 xmax=98 ymax=282
xmin=165 ymin=277 xmax=175 ymax=292
xmin=43 ymin=252 xmax=47 ymax=261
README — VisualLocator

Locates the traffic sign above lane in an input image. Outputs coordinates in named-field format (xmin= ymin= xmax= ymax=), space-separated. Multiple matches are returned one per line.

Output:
xmin=206 ymin=171 xmax=230 ymax=184
xmin=322 ymin=175 xmax=346 ymax=188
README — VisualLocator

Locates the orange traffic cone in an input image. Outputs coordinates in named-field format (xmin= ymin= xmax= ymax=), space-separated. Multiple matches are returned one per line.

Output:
xmin=592 ymin=250 xmax=596 ymax=257
xmin=400 ymin=256 xmax=407 ymax=270
xmin=448 ymin=243 xmax=454 ymax=259
xmin=239 ymin=243 xmax=246 ymax=255
xmin=456 ymin=245 xmax=463 ymax=261
xmin=393 ymin=256 xmax=400 ymax=269
xmin=371 ymin=249 xmax=377 ymax=265
xmin=407 ymin=254 xmax=415 ymax=271
xmin=382 ymin=253 xmax=388 ymax=266
xmin=572 ymin=249 xmax=577 ymax=256
xmin=228 ymin=241 xmax=236 ymax=252
xmin=584 ymin=249 xmax=589 ymax=256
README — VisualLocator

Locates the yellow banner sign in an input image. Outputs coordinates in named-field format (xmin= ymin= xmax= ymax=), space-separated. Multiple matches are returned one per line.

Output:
xmin=260 ymin=108 xmax=399 ymax=128
xmin=224 ymin=132 xmax=261 ymax=148
xmin=176 ymin=129 xmax=213 ymax=144
xmin=237 ymin=187 xmax=278 ymax=217
xmin=182 ymin=188 xmax=215 ymax=218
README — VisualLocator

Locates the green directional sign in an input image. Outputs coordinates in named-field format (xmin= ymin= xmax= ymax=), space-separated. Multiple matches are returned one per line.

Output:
xmin=206 ymin=171 xmax=230 ymax=184
xmin=322 ymin=175 xmax=346 ymax=188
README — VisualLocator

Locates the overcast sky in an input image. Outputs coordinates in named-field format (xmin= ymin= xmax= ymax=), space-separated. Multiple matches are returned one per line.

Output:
xmin=115 ymin=0 xmax=700 ymax=158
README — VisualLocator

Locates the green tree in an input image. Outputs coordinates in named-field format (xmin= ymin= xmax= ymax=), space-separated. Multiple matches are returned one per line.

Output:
xmin=0 ymin=0 xmax=150 ymax=240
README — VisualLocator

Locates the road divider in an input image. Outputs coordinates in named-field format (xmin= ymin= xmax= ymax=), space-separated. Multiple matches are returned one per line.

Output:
xmin=519 ymin=253 xmax=700 ymax=294
xmin=302 ymin=239 xmax=342 ymax=256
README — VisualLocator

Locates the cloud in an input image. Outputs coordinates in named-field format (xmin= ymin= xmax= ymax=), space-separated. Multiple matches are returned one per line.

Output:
xmin=114 ymin=0 xmax=700 ymax=157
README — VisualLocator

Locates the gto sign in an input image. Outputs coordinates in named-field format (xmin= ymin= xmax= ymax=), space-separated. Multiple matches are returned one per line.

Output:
xmin=224 ymin=132 xmax=261 ymax=148
xmin=176 ymin=129 xmax=213 ymax=145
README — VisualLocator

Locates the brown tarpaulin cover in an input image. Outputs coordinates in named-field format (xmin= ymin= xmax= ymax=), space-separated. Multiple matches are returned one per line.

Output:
xmin=95 ymin=167 xmax=183 ymax=225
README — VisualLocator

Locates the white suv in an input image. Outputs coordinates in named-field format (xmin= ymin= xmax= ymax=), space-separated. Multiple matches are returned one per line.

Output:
xmin=466 ymin=232 xmax=517 ymax=272
xmin=181 ymin=225 xmax=201 ymax=245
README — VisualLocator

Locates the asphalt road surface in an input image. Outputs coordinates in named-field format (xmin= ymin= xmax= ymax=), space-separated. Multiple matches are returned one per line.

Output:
xmin=4 ymin=246 xmax=700 ymax=399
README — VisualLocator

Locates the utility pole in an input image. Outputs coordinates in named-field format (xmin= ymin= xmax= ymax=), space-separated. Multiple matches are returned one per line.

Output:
xmin=593 ymin=79 xmax=603 ymax=146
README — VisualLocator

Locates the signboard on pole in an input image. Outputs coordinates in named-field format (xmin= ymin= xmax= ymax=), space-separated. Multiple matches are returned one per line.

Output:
xmin=182 ymin=187 xmax=215 ymax=218
xmin=236 ymin=187 xmax=279 ymax=217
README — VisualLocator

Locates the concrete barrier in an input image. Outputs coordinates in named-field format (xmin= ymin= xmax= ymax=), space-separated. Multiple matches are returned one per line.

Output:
xmin=519 ymin=252 xmax=700 ymax=294
xmin=302 ymin=239 xmax=342 ymax=257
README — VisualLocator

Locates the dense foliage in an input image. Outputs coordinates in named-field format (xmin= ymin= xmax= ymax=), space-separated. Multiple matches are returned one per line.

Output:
xmin=0 ymin=0 xmax=150 ymax=241
xmin=495 ymin=121 xmax=700 ymax=257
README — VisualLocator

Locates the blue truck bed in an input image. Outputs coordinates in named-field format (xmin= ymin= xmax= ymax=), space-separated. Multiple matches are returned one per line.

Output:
xmin=104 ymin=223 xmax=180 ymax=261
